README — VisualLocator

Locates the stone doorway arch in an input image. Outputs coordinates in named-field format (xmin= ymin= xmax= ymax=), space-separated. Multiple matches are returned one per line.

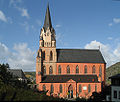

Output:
xmin=68 ymin=84 xmax=73 ymax=98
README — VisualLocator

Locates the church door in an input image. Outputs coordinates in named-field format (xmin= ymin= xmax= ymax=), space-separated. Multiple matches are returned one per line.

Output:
xmin=68 ymin=84 xmax=73 ymax=98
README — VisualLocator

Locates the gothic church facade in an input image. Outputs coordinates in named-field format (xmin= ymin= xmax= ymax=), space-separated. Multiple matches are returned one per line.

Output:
xmin=36 ymin=5 xmax=106 ymax=99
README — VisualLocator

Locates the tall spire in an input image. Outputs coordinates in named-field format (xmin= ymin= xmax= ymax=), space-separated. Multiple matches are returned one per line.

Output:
xmin=43 ymin=3 xmax=52 ymax=31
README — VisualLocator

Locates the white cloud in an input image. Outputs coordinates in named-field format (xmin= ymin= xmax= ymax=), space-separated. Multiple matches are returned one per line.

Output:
xmin=19 ymin=8 xmax=29 ymax=18
xmin=107 ymin=37 xmax=113 ymax=40
xmin=9 ymin=0 xmax=29 ymax=19
xmin=0 ymin=43 xmax=10 ymax=62
xmin=0 ymin=10 xmax=7 ymax=22
xmin=85 ymin=40 xmax=120 ymax=67
xmin=108 ymin=18 xmax=120 ymax=26
xmin=0 ymin=42 xmax=36 ymax=71
xmin=20 ymin=21 xmax=36 ymax=33
xmin=36 ymin=19 xmax=41 ymax=26
xmin=113 ymin=18 xmax=120 ymax=24
xmin=16 ymin=7 xmax=29 ymax=19
xmin=55 ymin=24 xmax=61 ymax=28
xmin=9 ymin=0 xmax=22 ymax=6
xmin=108 ymin=23 xmax=113 ymax=27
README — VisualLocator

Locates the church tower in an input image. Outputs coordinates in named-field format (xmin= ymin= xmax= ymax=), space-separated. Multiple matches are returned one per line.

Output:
xmin=36 ymin=4 xmax=57 ymax=84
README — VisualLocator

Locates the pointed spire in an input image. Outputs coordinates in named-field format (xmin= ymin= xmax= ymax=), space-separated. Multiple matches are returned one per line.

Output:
xmin=43 ymin=3 xmax=52 ymax=31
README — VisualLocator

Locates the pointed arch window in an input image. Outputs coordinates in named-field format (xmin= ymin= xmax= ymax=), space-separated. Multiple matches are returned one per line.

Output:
xmin=88 ymin=84 xmax=91 ymax=93
xmin=59 ymin=84 xmax=62 ymax=93
xmin=49 ymin=66 xmax=53 ymax=75
xmin=79 ymin=84 xmax=82 ymax=93
xmin=84 ymin=65 xmax=87 ymax=74
xmin=92 ymin=65 xmax=96 ymax=74
xmin=95 ymin=84 xmax=97 ymax=92
xmin=67 ymin=65 xmax=70 ymax=74
xmin=42 ymin=84 xmax=46 ymax=91
xmin=50 ymin=51 xmax=53 ymax=61
xmin=99 ymin=65 xmax=102 ymax=77
xmin=76 ymin=65 xmax=79 ymax=74
xmin=42 ymin=51 xmax=45 ymax=60
xmin=50 ymin=84 xmax=54 ymax=93
xmin=43 ymin=66 xmax=46 ymax=75
xmin=58 ymin=65 xmax=61 ymax=74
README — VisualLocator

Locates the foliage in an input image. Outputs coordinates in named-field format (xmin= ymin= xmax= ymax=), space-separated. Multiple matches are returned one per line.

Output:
xmin=106 ymin=62 xmax=120 ymax=85
xmin=0 ymin=63 xmax=66 ymax=101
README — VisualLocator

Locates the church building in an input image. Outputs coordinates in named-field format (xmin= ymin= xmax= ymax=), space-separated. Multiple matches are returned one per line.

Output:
xmin=36 ymin=5 xmax=106 ymax=99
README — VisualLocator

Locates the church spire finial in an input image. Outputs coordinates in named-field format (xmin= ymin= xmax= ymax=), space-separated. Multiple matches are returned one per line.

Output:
xmin=43 ymin=3 xmax=52 ymax=31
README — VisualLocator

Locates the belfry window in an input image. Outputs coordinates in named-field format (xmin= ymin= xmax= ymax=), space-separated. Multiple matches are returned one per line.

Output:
xmin=84 ymin=65 xmax=87 ymax=74
xmin=58 ymin=65 xmax=61 ymax=74
xmin=76 ymin=65 xmax=79 ymax=74
xmin=59 ymin=84 xmax=62 ymax=93
xmin=92 ymin=65 xmax=96 ymax=74
xmin=50 ymin=51 xmax=53 ymax=61
xmin=67 ymin=65 xmax=70 ymax=74
xmin=49 ymin=66 xmax=53 ymax=75
xmin=42 ymin=84 xmax=46 ymax=91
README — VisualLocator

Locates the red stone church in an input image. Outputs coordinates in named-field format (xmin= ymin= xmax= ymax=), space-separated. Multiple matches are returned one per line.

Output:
xmin=36 ymin=4 xmax=106 ymax=99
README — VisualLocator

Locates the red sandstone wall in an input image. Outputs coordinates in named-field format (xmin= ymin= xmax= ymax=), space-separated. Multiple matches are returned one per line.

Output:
xmin=38 ymin=82 xmax=101 ymax=98
xmin=56 ymin=63 xmax=105 ymax=83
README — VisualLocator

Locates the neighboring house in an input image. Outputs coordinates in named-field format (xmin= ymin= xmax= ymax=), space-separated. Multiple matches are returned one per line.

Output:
xmin=8 ymin=69 xmax=27 ymax=83
xmin=109 ymin=74 xmax=120 ymax=102
xmin=36 ymin=4 xmax=106 ymax=99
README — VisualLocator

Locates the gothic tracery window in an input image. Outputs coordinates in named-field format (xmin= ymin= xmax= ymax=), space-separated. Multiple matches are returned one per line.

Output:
xmin=58 ymin=65 xmax=61 ymax=74
xmin=99 ymin=65 xmax=102 ymax=77
xmin=42 ymin=51 xmax=45 ymax=60
xmin=84 ymin=65 xmax=87 ymax=74
xmin=67 ymin=65 xmax=70 ymax=74
xmin=92 ymin=65 xmax=96 ymax=74
xmin=76 ymin=65 xmax=79 ymax=74
xmin=59 ymin=84 xmax=62 ymax=93
xmin=88 ymin=84 xmax=91 ymax=93
xmin=49 ymin=66 xmax=53 ymax=75
xmin=50 ymin=51 xmax=53 ymax=61
xmin=42 ymin=84 xmax=46 ymax=91
xmin=44 ymin=66 xmax=46 ymax=75
xmin=79 ymin=84 xmax=82 ymax=93
xmin=95 ymin=84 xmax=97 ymax=92
xmin=50 ymin=84 xmax=54 ymax=93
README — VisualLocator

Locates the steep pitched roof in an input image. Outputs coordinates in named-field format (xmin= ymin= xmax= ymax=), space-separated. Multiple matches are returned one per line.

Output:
xmin=43 ymin=4 xmax=52 ymax=31
xmin=41 ymin=75 xmax=99 ymax=83
xmin=56 ymin=49 xmax=106 ymax=63
xmin=8 ymin=69 xmax=26 ymax=79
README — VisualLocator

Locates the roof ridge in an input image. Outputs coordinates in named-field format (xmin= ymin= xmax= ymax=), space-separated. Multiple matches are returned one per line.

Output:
xmin=56 ymin=48 xmax=99 ymax=51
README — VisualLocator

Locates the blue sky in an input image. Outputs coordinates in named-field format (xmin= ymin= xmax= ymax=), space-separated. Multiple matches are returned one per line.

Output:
xmin=0 ymin=0 xmax=120 ymax=71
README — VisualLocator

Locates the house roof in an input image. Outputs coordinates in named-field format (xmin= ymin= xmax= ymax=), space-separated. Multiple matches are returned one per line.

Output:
xmin=109 ymin=74 xmax=120 ymax=79
xmin=41 ymin=75 xmax=99 ymax=83
xmin=8 ymin=69 xmax=26 ymax=79
xmin=56 ymin=49 xmax=106 ymax=63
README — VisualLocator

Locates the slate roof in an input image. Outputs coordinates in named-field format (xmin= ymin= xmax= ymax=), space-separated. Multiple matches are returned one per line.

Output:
xmin=8 ymin=69 xmax=26 ymax=79
xmin=41 ymin=75 xmax=99 ymax=83
xmin=56 ymin=49 xmax=106 ymax=63
xmin=109 ymin=74 xmax=120 ymax=79
xmin=43 ymin=4 xmax=52 ymax=31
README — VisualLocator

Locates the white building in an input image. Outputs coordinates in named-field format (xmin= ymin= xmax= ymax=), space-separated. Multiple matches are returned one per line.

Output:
xmin=109 ymin=74 xmax=120 ymax=102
